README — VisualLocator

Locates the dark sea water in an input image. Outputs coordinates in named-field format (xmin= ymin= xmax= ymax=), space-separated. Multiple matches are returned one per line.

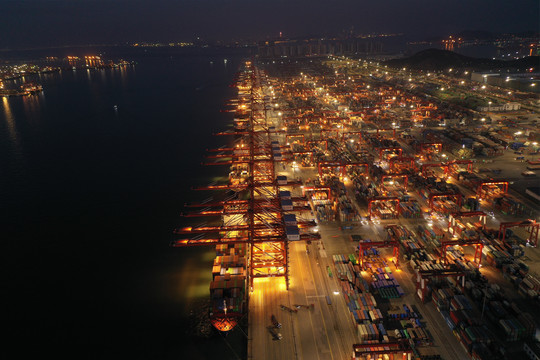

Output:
xmin=1 ymin=47 xmax=250 ymax=359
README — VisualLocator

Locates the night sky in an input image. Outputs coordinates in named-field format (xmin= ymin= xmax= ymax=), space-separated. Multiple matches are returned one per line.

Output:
xmin=0 ymin=0 xmax=538 ymax=48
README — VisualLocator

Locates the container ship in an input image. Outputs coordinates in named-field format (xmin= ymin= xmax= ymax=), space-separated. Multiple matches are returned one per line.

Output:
xmin=209 ymin=243 xmax=248 ymax=331
xmin=172 ymin=68 xmax=251 ymax=334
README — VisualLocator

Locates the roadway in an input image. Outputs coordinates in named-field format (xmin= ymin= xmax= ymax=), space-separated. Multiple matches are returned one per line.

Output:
xmin=248 ymin=235 xmax=359 ymax=360
xmin=248 ymin=215 xmax=473 ymax=360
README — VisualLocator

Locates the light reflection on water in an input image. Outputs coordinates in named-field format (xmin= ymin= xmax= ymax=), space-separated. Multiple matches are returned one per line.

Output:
xmin=22 ymin=92 xmax=43 ymax=125
xmin=100 ymin=68 xmax=107 ymax=83
xmin=119 ymin=65 xmax=127 ymax=86
xmin=2 ymin=97 xmax=21 ymax=149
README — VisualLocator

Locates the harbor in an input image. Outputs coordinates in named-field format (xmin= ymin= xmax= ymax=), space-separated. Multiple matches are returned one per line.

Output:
xmin=0 ymin=55 xmax=135 ymax=97
xmin=2 ymin=0 xmax=537 ymax=358
xmin=176 ymin=56 xmax=540 ymax=359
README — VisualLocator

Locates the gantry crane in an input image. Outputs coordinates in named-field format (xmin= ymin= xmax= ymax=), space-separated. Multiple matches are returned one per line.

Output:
xmin=180 ymin=197 xmax=312 ymax=218
xmin=428 ymin=192 xmax=462 ymax=214
xmin=288 ymin=150 xmax=314 ymax=165
xmin=421 ymin=163 xmax=449 ymax=177
xmin=317 ymin=161 xmax=369 ymax=180
xmin=302 ymin=186 xmax=332 ymax=200
xmin=356 ymin=238 xmax=400 ymax=269
xmin=416 ymin=267 xmax=466 ymax=303
xmin=441 ymin=238 xmax=483 ymax=268
xmin=498 ymin=220 xmax=539 ymax=247
xmin=388 ymin=156 xmax=416 ymax=173
xmin=368 ymin=196 xmax=400 ymax=220
xmin=448 ymin=211 xmax=487 ymax=235
xmin=476 ymin=181 xmax=508 ymax=200
xmin=285 ymin=133 xmax=305 ymax=145
xmin=170 ymin=62 xmax=320 ymax=332
xmin=447 ymin=159 xmax=473 ymax=175
xmin=317 ymin=161 xmax=343 ymax=180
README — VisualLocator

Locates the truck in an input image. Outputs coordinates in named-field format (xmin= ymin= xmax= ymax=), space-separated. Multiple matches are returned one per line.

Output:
xmin=271 ymin=314 xmax=282 ymax=328
xmin=280 ymin=304 xmax=298 ymax=313
xmin=267 ymin=326 xmax=282 ymax=340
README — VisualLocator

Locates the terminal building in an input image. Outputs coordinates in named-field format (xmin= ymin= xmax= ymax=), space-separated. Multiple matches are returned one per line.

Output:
xmin=471 ymin=71 xmax=540 ymax=94
xmin=477 ymin=102 xmax=521 ymax=112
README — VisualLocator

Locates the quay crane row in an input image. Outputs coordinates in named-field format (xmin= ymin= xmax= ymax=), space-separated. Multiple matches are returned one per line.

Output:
xmin=170 ymin=61 xmax=320 ymax=332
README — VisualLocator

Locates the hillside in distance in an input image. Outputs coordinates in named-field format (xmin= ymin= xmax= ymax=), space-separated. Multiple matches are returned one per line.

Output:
xmin=384 ymin=49 xmax=539 ymax=71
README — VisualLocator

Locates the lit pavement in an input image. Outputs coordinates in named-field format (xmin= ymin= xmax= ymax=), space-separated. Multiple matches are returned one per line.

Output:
xmin=248 ymin=218 xmax=472 ymax=359
xmin=246 ymin=68 xmax=538 ymax=359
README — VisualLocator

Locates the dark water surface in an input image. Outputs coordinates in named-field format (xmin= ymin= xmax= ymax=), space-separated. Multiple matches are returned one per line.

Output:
xmin=2 ymin=48 xmax=249 ymax=359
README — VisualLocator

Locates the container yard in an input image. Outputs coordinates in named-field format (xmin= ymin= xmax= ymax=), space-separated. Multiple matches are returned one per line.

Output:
xmin=173 ymin=56 xmax=540 ymax=360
